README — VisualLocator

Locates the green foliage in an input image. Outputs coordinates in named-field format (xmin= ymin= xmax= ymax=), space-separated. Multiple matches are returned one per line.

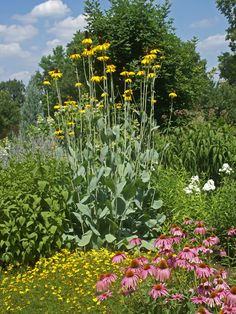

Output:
xmin=0 ymin=91 xmax=20 ymax=138
xmin=83 ymin=0 xmax=210 ymax=115
xmin=216 ymin=0 xmax=236 ymax=51
xmin=0 ymin=155 xmax=71 ymax=264
xmin=20 ymin=76 xmax=44 ymax=133
xmin=156 ymin=120 xmax=236 ymax=179
xmin=218 ymin=52 xmax=236 ymax=85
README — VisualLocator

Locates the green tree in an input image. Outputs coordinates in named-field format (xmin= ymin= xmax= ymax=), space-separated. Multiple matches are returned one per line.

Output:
xmin=20 ymin=75 xmax=44 ymax=132
xmin=216 ymin=0 xmax=236 ymax=51
xmin=0 ymin=79 xmax=25 ymax=106
xmin=82 ymin=0 xmax=210 ymax=119
xmin=0 ymin=90 xmax=19 ymax=138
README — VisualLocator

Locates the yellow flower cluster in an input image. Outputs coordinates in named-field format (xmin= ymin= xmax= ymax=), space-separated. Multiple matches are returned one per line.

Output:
xmin=0 ymin=249 xmax=122 ymax=313
xmin=48 ymin=69 xmax=63 ymax=80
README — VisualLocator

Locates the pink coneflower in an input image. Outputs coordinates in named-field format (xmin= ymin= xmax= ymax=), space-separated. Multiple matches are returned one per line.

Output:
xmin=195 ymin=306 xmax=212 ymax=314
xmin=111 ymin=251 xmax=127 ymax=263
xmin=195 ymin=264 xmax=214 ymax=279
xmin=203 ymin=236 xmax=220 ymax=247
xmin=96 ymin=290 xmax=112 ymax=301
xmin=204 ymin=290 xmax=222 ymax=308
xmin=220 ymin=305 xmax=236 ymax=313
xmin=154 ymin=235 xmax=173 ymax=248
xmin=191 ymin=296 xmax=206 ymax=304
xmin=156 ymin=260 xmax=171 ymax=281
xmin=158 ymin=245 xmax=174 ymax=255
xmin=194 ymin=223 xmax=207 ymax=235
xmin=174 ymin=258 xmax=188 ymax=269
xmin=121 ymin=269 xmax=139 ymax=290
xmin=171 ymin=293 xmax=184 ymax=301
xmin=128 ymin=259 xmax=141 ymax=273
xmin=226 ymin=287 xmax=236 ymax=307
xmin=217 ymin=268 xmax=228 ymax=280
xmin=136 ymin=256 xmax=149 ymax=265
xmin=178 ymin=247 xmax=196 ymax=260
xmin=128 ymin=237 xmax=142 ymax=246
xmin=153 ymin=254 xmax=161 ymax=264
xmin=149 ymin=283 xmax=168 ymax=300
xmin=140 ymin=264 xmax=157 ymax=279
xmin=170 ymin=225 xmax=184 ymax=237
xmin=219 ymin=249 xmax=227 ymax=257
xmin=96 ymin=273 xmax=117 ymax=292
xmin=183 ymin=218 xmax=193 ymax=225
xmin=214 ymin=277 xmax=229 ymax=290
xmin=197 ymin=282 xmax=213 ymax=296
xmin=227 ymin=227 xmax=236 ymax=236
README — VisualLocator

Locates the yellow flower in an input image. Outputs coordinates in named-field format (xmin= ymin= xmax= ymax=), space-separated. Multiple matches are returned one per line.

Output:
xmin=75 ymin=82 xmax=83 ymax=88
xmin=91 ymin=75 xmax=106 ymax=83
xmin=120 ymin=71 xmax=135 ymax=77
xmin=169 ymin=92 xmax=177 ymax=98
xmin=68 ymin=131 xmax=75 ymax=136
xmin=67 ymin=121 xmax=75 ymax=125
xmin=150 ymin=49 xmax=161 ymax=54
xmin=54 ymin=105 xmax=61 ymax=110
xmin=97 ymin=56 xmax=110 ymax=62
xmin=69 ymin=53 xmax=81 ymax=60
xmin=101 ymin=92 xmax=108 ymax=97
xmin=64 ymin=99 xmax=77 ymax=106
xmin=79 ymin=109 xmax=86 ymax=114
xmin=147 ymin=72 xmax=156 ymax=79
xmin=43 ymin=80 xmax=51 ymax=85
xmin=115 ymin=103 xmax=122 ymax=109
xmin=54 ymin=130 xmax=63 ymax=135
xmin=136 ymin=70 xmax=145 ymax=76
xmin=123 ymin=89 xmax=133 ymax=101
xmin=151 ymin=99 xmax=157 ymax=104
xmin=82 ymin=48 xmax=95 ymax=57
xmin=141 ymin=54 xmax=157 ymax=65
xmin=97 ymin=103 xmax=104 ymax=109
xmin=82 ymin=38 xmax=93 ymax=45
xmin=94 ymin=42 xmax=111 ymax=52
xmin=85 ymin=104 xmax=91 ymax=109
xmin=106 ymin=64 xmax=116 ymax=73
xmin=48 ymin=69 xmax=63 ymax=79
xmin=153 ymin=64 xmax=161 ymax=70
xmin=125 ymin=78 xmax=132 ymax=83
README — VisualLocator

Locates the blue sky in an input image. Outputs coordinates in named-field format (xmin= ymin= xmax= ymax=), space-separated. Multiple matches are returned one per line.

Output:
xmin=0 ymin=0 xmax=230 ymax=84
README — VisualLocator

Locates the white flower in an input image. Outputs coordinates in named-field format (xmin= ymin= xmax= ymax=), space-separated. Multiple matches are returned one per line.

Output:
xmin=219 ymin=163 xmax=233 ymax=175
xmin=203 ymin=179 xmax=215 ymax=192
xmin=183 ymin=175 xmax=200 ymax=194
xmin=183 ymin=187 xmax=193 ymax=194
xmin=191 ymin=175 xmax=199 ymax=183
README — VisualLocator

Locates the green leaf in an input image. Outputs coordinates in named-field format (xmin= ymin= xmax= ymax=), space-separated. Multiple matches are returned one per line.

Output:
xmin=18 ymin=216 xmax=26 ymax=226
xmin=49 ymin=225 xmax=57 ymax=234
xmin=105 ymin=234 xmax=116 ymax=243
xmin=151 ymin=200 xmax=163 ymax=210
xmin=78 ymin=230 xmax=93 ymax=247
xmin=99 ymin=207 xmax=110 ymax=219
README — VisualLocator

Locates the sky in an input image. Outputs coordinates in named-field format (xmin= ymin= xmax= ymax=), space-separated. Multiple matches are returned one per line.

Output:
xmin=0 ymin=0 xmax=230 ymax=84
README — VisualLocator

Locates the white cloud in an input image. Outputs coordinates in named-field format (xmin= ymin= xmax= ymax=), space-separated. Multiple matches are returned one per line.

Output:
xmin=190 ymin=18 xmax=217 ymax=29
xmin=0 ymin=24 xmax=38 ymax=43
xmin=49 ymin=15 xmax=87 ymax=42
xmin=0 ymin=43 xmax=31 ymax=58
xmin=46 ymin=38 xmax=63 ymax=48
xmin=198 ymin=34 xmax=228 ymax=51
xmin=14 ymin=0 xmax=70 ymax=23
xmin=9 ymin=70 xmax=31 ymax=82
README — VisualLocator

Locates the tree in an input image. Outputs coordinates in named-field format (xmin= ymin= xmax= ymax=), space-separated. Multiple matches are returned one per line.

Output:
xmin=216 ymin=0 xmax=236 ymax=51
xmin=218 ymin=52 xmax=236 ymax=85
xmin=0 ymin=90 xmax=19 ymax=138
xmin=20 ymin=75 xmax=44 ymax=132
xmin=0 ymin=79 xmax=25 ymax=107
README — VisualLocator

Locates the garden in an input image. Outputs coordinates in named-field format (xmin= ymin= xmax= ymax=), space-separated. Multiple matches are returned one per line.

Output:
xmin=0 ymin=0 xmax=236 ymax=313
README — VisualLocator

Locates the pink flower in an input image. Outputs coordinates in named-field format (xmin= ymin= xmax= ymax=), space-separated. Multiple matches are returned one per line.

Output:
xmin=220 ymin=249 xmax=227 ymax=257
xmin=203 ymin=236 xmax=220 ymax=247
xmin=191 ymin=296 xmax=206 ymax=304
xmin=204 ymin=291 xmax=222 ymax=308
xmin=154 ymin=235 xmax=173 ymax=248
xmin=171 ymin=293 xmax=184 ymax=301
xmin=96 ymin=273 xmax=117 ymax=292
xmin=149 ymin=283 xmax=168 ymax=300
xmin=128 ymin=237 xmax=142 ymax=246
xmin=170 ymin=225 xmax=184 ymax=237
xmin=183 ymin=218 xmax=193 ymax=225
xmin=140 ymin=264 xmax=157 ymax=279
xmin=195 ymin=263 xmax=214 ymax=279
xmin=96 ymin=290 xmax=112 ymax=301
xmin=121 ymin=270 xmax=139 ymax=290
xmin=220 ymin=305 xmax=236 ymax=313
xmin=156 ymin=260 xmax=171 ymax=281
xmin=136 ymin=256 xmax=149 ymax=265
xmin=178 ymin=247 xmax=196 ymax=260
xmin=111 ymin=252 xmax=127 ymax=263
xmin=194 ymin=224 xmax=207 ymax=235
xmin=226 ymin=287 xmax=236 ymax=307
xmin=227 ymin=227 xmax=236 ymax=237
xmin=153 ymin=254 xmax=161 ymax=264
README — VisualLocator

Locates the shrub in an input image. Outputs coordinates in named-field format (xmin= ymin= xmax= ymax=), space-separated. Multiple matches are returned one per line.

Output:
xmin=0 ymin=154 xmax=71 ymax=264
